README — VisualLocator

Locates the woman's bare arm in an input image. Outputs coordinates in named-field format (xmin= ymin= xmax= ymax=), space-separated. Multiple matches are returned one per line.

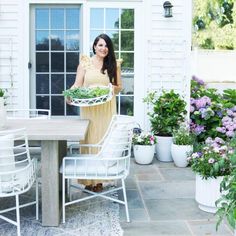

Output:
xmin=113 ymin=59 xmax=123 ymax=94
xmin=66 ymin=63 xmax=85 ymax=104
xmin=71 ymin=64 xmax=85 ymax=89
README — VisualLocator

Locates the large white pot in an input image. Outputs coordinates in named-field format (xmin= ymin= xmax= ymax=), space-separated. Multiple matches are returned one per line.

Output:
xmin=0 ymin=97 xmax=6 ymax=130
xmin=155 ymin=136 xmax=173 ymax=162
xmin=195 ymin=174 xmax=223 ymax=213
xmin=171 ymin=143 xmax=193 ymax=167
xmin=133 ymin=145 xmax=155 ymax=165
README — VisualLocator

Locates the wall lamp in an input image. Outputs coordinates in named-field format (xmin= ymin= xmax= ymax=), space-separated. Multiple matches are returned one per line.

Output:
xmin=163 ymin=1 xmax=173 ymax=18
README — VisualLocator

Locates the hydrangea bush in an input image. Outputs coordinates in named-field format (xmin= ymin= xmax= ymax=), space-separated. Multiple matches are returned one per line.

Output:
xmin=190 ymin=76 xmax=236 ymax=143
xmin=216 ymin=106 xmax=236 ymax=138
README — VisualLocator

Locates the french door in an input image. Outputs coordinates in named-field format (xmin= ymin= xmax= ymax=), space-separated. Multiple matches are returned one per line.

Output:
xmin=30 ymin=4 xmax=136 ymax=117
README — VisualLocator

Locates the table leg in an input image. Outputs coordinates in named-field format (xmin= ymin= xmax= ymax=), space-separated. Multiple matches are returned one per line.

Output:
xmin=41 ymin=140 xmax=67 ymax=226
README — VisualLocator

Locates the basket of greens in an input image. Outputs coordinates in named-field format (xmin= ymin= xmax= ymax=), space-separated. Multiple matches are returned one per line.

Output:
xmin=63 ymin=84 xmax=113 ymax=107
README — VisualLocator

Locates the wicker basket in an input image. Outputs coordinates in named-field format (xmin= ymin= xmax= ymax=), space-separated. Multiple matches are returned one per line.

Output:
xmin=70 ymin=85 xmax=113 ymax=107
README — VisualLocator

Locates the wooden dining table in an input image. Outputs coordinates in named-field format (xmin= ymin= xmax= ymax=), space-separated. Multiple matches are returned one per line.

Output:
xmin=5 ymin=118 xmax=89 ymax=226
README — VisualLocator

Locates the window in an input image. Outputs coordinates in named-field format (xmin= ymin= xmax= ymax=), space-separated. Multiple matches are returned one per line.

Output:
xmin=90 ymin=8 xmax=134 ymax=115
xmin=34 ymin=7 xmax=80 ymax=116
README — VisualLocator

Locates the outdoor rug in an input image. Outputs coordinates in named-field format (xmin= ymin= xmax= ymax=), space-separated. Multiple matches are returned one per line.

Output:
xmin=0 ymin=190 xmax=124 ymax=236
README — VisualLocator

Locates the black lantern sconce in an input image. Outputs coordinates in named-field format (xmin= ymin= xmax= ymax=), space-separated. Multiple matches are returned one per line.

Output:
xmin=163 ymin=1 xmax=173 ymax=18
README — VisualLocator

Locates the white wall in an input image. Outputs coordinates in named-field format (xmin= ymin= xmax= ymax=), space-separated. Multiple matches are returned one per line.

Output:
xmin=144 ymin=0 xmax=192 ymax=128
xmin=0 ymin=0 xmax=21 ymax=107
xmin=191 ymin=49 xmax=236 ymax=83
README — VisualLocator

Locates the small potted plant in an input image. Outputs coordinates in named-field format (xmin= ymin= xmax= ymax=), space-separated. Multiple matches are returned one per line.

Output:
xmin=187 ymin=137 xmax=233 ymax=213
xmin=143 ymin=89 xmax=187 ymax=162
xmin=132 ymin=132 xmax=157 ymax=165
xmin=0 ymin=88 xmax=6 ymax=129
xmin=171 ymin=123 xmax=194 ymax=167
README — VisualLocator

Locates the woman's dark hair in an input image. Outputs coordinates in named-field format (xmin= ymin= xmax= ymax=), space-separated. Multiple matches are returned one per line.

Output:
xmin=92 ymin=34 xmax=117 ymax=85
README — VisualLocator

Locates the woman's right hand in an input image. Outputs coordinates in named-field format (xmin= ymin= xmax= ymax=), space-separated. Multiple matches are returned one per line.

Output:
xmin=66 ymin=96 xmax=72 ymax=105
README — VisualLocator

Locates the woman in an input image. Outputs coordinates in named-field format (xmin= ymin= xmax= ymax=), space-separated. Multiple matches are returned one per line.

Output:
xmin=70 ymin=34 xmax=122 ymax=191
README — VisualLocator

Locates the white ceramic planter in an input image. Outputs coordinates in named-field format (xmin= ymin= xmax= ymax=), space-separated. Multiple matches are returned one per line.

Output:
xmin=0 ymin=97 xmax=6 ymax=130
xmin=171 ymin=143 xmax=193 ymax=167
xmin=155 ymin=136 xmax=173 ymax=162
xmin=195 ymin=174 xmax=223 ymax=213
xmin=133 ymin=145 xmax=155 ymax=165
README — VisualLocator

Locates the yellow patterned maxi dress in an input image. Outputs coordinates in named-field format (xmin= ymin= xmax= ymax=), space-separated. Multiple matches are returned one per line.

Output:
xmin=79 ymin=55 xmax=118 ymax=186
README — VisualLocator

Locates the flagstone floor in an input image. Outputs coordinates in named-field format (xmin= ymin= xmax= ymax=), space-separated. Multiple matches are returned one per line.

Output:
xmin=120 ymin=156 xmax=234 ymax=236
xmin=0 ymin=154 xmax=234 ymax=236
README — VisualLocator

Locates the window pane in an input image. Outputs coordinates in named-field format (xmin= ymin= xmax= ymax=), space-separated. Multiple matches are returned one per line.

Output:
xmin=66 ymin=31 xmax=80 ymax=51
xmin=66 ymin=8 xmax=80 ymax=29
xmin=36 ymin=9 xmax=49 ymax=29
xmin=121 ymin=53 xmax=134 ymax=71
xmin=121 ymin=31 xmax=134 ymax=51
xmin=121 ymin=9 xmax=134 ymax=29
xmin=105 ymin=30 xmax=119 ymax=51
xmin=36 ymin=31 xmax=49 ymax=50
xmin=66 ymin=52 xmax=79 ymax=72
xmin=51 ymin=30 xmax=64 ymax=50
xmin=90 ymin=30 xmax=103 ymax=51
xmin=51 ymin=9 xmax=64 ymax=29
xmin=106 ymin=9 xmax=119 ymax=29
xmin=36 ymin=96 xmax=49 ymax=110
xmin=120 ymin=96 xmax=133 ymax=115
xmin=51 ymin=96 xmax=64 ymax=115
xmin=51 ymin=74 xmax=64 ymax=94
xmin=51 ymin=53 xmax=64 ymax=72
xmin=90 ymin=9 xmax=104 ymax=29
xmin=36 ymin=74 xmax=49 ymax=94
xmin=36 ymin=52 xmax=49 ymax=72
xmin=121 ymin=75 xmax=134 ymax=95
xmin=66 ymin=74 xmax=76 ymax=89
xmin=67 ymin=104 xmax=80 ymax=116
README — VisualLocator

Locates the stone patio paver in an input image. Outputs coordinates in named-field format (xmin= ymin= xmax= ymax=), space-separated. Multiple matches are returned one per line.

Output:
xmin=120 ymin=156 xmax=234 ymax=236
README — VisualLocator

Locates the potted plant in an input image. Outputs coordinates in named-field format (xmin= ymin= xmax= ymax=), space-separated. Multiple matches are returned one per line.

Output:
xmin=132 ymin=132 xmax=157 ymax=165
xmin=171 ymin=124 xmax=194 ymax=167
xmin=187 ymin=137 xmax=233 ymax=213
xmin=0 ymin=88 xmax=6 ymax=129
xmin=144 ymin=89 xmax=187 ymax=162
xmin=215 ymin=137 xmax=236 ymax=234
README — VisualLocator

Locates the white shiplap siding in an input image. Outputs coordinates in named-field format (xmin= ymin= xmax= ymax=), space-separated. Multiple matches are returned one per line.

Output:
xmin=141 ymin=0 xmax=192 ymax=128
xmin=148 ymin=0 xmax=191 ymax=99
xmin=0 ymin=1 xmax=20 ymax=107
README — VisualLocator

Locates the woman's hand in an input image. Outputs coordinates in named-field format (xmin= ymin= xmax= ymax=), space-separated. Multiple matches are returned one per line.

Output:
xmin=66 ymin=96 xmax=72 ymax=105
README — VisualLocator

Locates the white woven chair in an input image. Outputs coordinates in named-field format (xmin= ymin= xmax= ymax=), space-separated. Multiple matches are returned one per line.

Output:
xmin=60 ymin=115 xmax=134 ymax=223
xmin=0 ymin=128 xmax=39 ymax=236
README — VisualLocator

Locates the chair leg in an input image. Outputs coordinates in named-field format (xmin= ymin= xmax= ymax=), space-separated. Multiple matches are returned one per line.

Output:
xmin=66 ymin=179 xmax=72 ymax=201
xmin=35 ymin=176 xmax=39 ymax=220
xmin=15 ymin=194 xmax=21 ymax=236
xmin=62 ymin=176 xmax=66 ymax=223
xmin=121 ymin=179 xmax=130 ymax=222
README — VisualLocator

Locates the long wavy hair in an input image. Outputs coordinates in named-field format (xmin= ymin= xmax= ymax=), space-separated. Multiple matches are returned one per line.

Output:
xmin=92 ymin=34 xmax=117 ymax=85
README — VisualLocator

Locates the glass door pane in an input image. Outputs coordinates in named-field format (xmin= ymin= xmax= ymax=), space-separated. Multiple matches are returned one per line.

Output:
xmin=90 ymin=8 xmax=135 ymax=115
xmin=33 ymin=6 xmax=81 ymax=116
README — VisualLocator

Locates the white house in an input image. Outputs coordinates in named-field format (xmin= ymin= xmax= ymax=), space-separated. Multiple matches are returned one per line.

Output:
xmin=0 ymin=0 xmax=192 ymax=128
